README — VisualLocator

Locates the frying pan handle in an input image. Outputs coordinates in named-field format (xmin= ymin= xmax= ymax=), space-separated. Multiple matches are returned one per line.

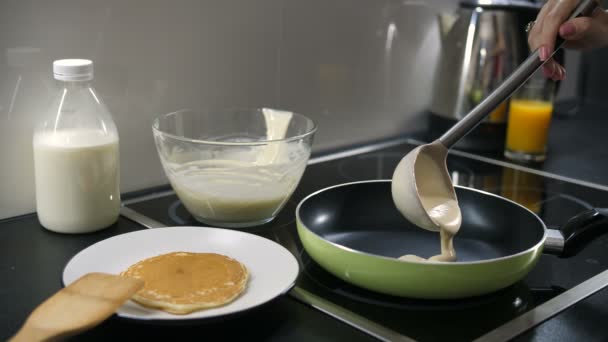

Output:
xmin=557 ymin=208 xmax=608 ymax=258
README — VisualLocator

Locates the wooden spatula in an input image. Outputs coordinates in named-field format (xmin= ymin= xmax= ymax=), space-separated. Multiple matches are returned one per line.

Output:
xmin=10 ymin=272 xmax=144 ymax=342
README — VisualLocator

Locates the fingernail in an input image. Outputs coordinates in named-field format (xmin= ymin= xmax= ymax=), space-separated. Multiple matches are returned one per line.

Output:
xmin=560 ymin=23 xmax=576 ymax=37
xmin=539 ymin=46 xmax=549 ymax=61
xmin=560 ymin=67 xmax=567 ymax=80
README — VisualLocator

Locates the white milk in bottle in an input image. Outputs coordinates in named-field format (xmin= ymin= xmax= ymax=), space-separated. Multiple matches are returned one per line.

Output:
xmin=33 ymin=59 xmax=120 ymax=233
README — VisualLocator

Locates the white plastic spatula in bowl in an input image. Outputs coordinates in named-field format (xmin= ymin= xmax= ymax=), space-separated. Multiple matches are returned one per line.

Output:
xmin=10 ymin=273 xmax=143 ymax=342
xmin=257 ymin=108 xmax=293 ymax=165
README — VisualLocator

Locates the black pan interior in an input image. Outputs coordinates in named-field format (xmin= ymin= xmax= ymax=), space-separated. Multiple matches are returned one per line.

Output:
xmin=298 ymin=182 xmax=545 ymax=262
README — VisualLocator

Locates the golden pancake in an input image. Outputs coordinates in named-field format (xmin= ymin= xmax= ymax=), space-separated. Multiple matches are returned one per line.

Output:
xmin=120 ymin=252 xmax=248 ymax=315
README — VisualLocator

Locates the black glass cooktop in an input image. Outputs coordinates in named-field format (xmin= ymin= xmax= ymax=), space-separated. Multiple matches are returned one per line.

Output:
xmin=126 ymin=141 xmax=608 ymax=341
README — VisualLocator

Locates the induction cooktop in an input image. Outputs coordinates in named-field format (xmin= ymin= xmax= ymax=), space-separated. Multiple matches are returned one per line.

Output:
xmin=123 ymin=139 xmax=608 ymax=342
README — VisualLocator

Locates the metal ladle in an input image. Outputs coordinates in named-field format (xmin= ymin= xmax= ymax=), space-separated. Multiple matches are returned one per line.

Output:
xmin=392 ymin=0 xmax=598 ymax=232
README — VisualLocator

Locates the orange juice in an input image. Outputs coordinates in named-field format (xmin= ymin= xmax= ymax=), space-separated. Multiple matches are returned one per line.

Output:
xmin=506 ymin=99 xmax=553 ymax=153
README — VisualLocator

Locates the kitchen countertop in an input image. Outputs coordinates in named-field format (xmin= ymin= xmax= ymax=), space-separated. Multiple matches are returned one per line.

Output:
xmin=543 ymin=101 xmax=608 ymax=186
xmin=475 ymin=101 xmax=608 ymax=187
xmin=3 ymin=102 xmax=608 ymax=341
xmin=0 ymin=214 xmax=376 ymax=342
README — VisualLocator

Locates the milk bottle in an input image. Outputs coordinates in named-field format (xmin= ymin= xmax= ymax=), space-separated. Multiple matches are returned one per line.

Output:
xmin=33 ymin=59 xmax=120 ymax=233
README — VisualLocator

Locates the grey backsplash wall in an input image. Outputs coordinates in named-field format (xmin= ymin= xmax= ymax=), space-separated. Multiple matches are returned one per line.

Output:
xmin=0 ymin=0 xmax=578 ymax=219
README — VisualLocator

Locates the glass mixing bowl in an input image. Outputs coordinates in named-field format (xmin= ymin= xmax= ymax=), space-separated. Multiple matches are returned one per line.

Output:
xmin=152 ymin=108 xmax=316 ymax=228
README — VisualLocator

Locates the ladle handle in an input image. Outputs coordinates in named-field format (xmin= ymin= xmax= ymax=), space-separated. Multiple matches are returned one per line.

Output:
xmin=438 ymin=0 xmax=598 ymax=149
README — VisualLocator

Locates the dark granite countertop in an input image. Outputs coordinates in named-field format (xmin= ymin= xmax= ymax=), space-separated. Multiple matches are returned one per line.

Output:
xmin=542 ymin=101 xmax=608 ymax=186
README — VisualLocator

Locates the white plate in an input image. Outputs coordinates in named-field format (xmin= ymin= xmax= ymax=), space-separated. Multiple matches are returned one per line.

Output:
xmin=63 ymin=226 xmax=299 ymax=321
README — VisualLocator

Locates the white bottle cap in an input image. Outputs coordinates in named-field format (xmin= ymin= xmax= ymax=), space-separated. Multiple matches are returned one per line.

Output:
xmin=53 ymin=59 xmax=94 ymax=81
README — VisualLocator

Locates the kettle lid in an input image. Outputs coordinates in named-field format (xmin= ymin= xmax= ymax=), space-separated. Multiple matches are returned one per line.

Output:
xmin=460 ymin=0 xmax=542 ymax=11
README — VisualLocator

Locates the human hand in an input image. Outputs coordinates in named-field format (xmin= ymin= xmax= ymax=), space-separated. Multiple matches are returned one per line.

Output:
xmin=528 ymin=0 xmax=608 ymax=81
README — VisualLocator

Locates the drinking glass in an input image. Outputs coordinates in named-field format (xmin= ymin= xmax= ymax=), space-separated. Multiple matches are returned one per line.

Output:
xmin=504 ymin=71 xmax=555 ymax=162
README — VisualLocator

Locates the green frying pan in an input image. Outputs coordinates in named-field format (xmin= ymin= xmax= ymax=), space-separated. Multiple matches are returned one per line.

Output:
xmin=296 ymin=180 xmax=608 ymax=299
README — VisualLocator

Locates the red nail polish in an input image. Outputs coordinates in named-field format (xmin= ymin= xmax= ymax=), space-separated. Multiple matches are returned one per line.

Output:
xmin=560 ymin=23 xmax=576 ymax=37
xmin=539 ymin=46 xmax=548 ymax=61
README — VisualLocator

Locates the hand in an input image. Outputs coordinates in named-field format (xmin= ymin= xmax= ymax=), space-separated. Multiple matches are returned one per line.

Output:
xmin=528 ymin=0 xmax=608 ymax=81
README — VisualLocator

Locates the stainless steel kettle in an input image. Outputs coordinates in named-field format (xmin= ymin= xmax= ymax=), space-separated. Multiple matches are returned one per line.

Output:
xmin=427 ymin=0 xmax=542 ymax=152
